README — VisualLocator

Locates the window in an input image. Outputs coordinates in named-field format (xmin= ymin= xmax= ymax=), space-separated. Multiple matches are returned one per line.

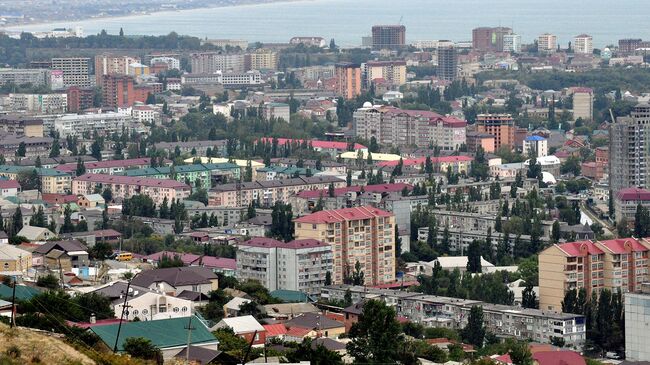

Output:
xmin=173 ymin=307 xmax=179 ymax=313
xmin=142 ymin=309 xmax=148 ymax=315
xmin=182 ymin=306 xmax=188 ymax=312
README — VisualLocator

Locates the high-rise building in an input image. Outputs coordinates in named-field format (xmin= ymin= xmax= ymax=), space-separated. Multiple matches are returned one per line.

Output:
xmin=609 ymin=104 xmax=650 ymax=195
xmin=614 ymin=187 xmax=650 ymax=227
xmin=51 ymin=57 xmax=92 ymax=87
xmin=334 ymin=63 xmax=361 ymax=100
xmin=294 ymin=206 xmax=396 ymax=286
xmin=371 ymin=25 xmax=406 ymax=50
xmin=0 ymin=68 xmax=51 ymax=87
xmin=539 ymin=239 xmax=650 ymax=312
xmin=475 ymin=114 xmax=516 ymax=150
xmin=503 ymin=33 xmax=522 ymax=53
xmin=362 ymin=61 xmax=407 ymax=88
xmin=437 ymin=41 xmax=457 ymax=81
xmin=625 ymin=283 xmax=650 ymax=361
xmin=236 ymin=237 xmax=333 ymax=295
xmin=619 ymin=38 xmax=643 ymax=55
xmin=66 ymin=86 xmax=95 ymax=113
xmin=189 ymin=52 xmax=246 ymax=73
xmin=522 ymin=135 xmax=548 ymax=158
xmin=472 ymin=27 xmax=513 ymax=52
xmin=538 ymin=33 xmax=558 ymax=53
xmin=94 ymin=54 xmax=140 ymax=85
xmin=572 ymin=87 xmax=594 ymax=121
xmin=574 ymin=34 xmax=594 ymax=54
xmin=101 ymin=74 xmax=137 ymax=108
xmin=245 ymin=49 xmax=278 ymax=71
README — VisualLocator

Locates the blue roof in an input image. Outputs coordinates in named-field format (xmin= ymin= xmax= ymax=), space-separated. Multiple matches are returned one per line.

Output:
xmin=525 ymin=135 xmax=546 ymax=141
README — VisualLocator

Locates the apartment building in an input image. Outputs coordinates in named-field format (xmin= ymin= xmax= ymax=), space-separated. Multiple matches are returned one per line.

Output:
xmin=472 ymin=27 xmax=513 ymax=52
xmin=323 ymin=285 xmax=586 ymax=349
xmin=609 ymin=104 xmax=650 ymax=195
xmin=0 ymin=68 xmax=51 ymax=87
xmin=208 ymin=176 xmax=346 ymax=208
xmin=294 ymin=206 xmax=396 ymax=286
xmin=574 ymin=34 xmax=594 ymax=54
xmin=246 ymin=49 xmax=278 ymax=70
xmin=335 ymin=63 xmax=362 ymax=100
xmin=0 ymin=116 xmax=44 ymax=137
xmin=53 ymin=112 xmax=136 ymax=138
xmin=522 ymin=135 xmax=548 ymax=158
xmin=189 ymin=52 xmax=246 ymax=73
xmin=362 ymin=61 xmax=407 ymax=88
xmin=123 ymin=163 xmax=241 ymax=189
xmin=0 ymin=165 xmax=71 ymax=194
xmin=371 ymin=25 xmax=406 ymax=50
xmin=503 ymin=33 xmax=522 ymax=53
xmin=476 ymin=114 xmax=516 ymax=150
xmin=0 ymin=135 xmax=53 ymax=159
xmin=72 ymin=174 xmax=191 ymax=206
xmin=51 ymin=57 xmax=92 ymax=87
xmin=236 ymin=237 xmax=333 ymax=295
xmin=353 ymin=106 xmax=466 ymax=150
xmin=149 ymin=56 xmax=180 ymax=70
xmin=153 ymin=140 xmax=228 ymax=157
xmin=613 ymin=187 xmax=650 ymax=227
xmin=625 ymin=283 xmax=650 ymax=361
xmin=538 ymin=33 xmax=558 ymax=53
xmin=437 ymin=41 xmax=458 ymax=81
xmin=180 ymin=71 xmax=263 ymax=88
xmin=101 ymin=74 xmax=135 ymax=108
xmin=55 ymin=158 xmax=154 ymax=176
xmin=539 ymin=239 xmax=650 ymax=312
xmin=66 ymin=86 xmax=95 ymax=113
xmin=94 ymin=54 xmax=140 ymax=85
xmin=263 ymin=103 xmax=291 ymax=123
xmin=8 ymin=93 xmax=67 ymax=113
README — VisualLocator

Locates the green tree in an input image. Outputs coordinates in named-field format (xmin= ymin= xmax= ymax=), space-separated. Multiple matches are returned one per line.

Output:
xmin=16 ymin=142 xmax=26 ymax=157
xmin=60 ymin=204 xmax=75 ymax=233
xmin=90 ymin=140 xmax=102 ymax=161
xmin=49 ymin=138 xmax=60 ymax=158
xmin=634 ymin=203 xmax=650 ymax=237
xmin=36 ymin=274 xmax=59 ymax=289
xmin=461 ymin=305 xmax=485 ymax=348
xmin=521 ymin=283 xmax=538 ymax=309
xmin=11 ymin=207 xmax=23 ymax=236
xmin=509 ymin=340 xmax=533 ymax=365
xmin=286 ymin=338 xmax=344 ymax=365
xmin=29 ymin=206 xmax=46 ymax=227
xmin=552 ymin=220 xmax=561 ymax=242
xmin=325 ymin=271 xmax=332 ymax=286
xmin=466 ymin=240 xmax=482 ymax=273
xmin=123 ymin=337 xmax=162 ymax=362
xmin=75 ymin=158 xmax=86 ymax=176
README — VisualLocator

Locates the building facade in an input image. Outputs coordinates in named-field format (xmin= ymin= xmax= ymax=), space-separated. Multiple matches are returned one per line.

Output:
xmin=538 ymin=33 xmax=558 ymax=53
xmin=335 ymin=63 xmax=362 ymax=100
xmin=371 ymin=25 xmax=406 ymax=50
xmin=572 ymin=88 xmax=594 ymax=121
xmin=189 ymin=52 xmax=246 ymax=73
xmin=51 ymin=57 xmax=92 ymax=87
xmin=54 ymin=113 xmax=136 ymax=138
xmin=614 ymin=187 xmax=650 ymax=226
xmin=574 ymin=34 xmax=594 ymax=54
xmin=94 ymin=54 xmax=140 ymax=85
xmin=437 ymin=41 xmax=457 ymax=81
xmin=472 ymin=27 xmax=513 ymax=52
xmin=0 ymin=68 xmax=51 ymax=87
xmin=625 ymin=284 xmax=650 ymax=361
xmin=9 ymin=93 xmax=67 ymax=113
xmin=609 ymin=104 xmax=650 ymax=195
xmin=362 ymin=61 xmax=407 ymax=88
xmin=72 ymin=174 xmax=191 ymax=206
xmin=476 ymin=114 xmax=516 ymax=150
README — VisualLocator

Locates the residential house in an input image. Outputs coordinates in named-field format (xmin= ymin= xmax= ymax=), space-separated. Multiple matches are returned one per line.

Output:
xmin=130 ymin=266 xmax=219 ymax=296
xmin=77 ymin=194 xmax=105 ymax=208
xmin=223 ymin=297 xmax=251 ymax=317
xmin=0 ymin=180 xmax=20 ymax=197
xmin=213 ymin=315 xmax=266 ymax=347
xmin=0 ymin=243 xmax=32 ymax=273
xmin=32 ymin=240 xmax=89 ymax=269
xmin=16 ymin=226 xmax=56 ymax=242
xmin=284 ymin=312 xmax=346 ymax=338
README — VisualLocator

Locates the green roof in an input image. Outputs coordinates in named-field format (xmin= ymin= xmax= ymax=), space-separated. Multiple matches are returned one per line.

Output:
xmin=123 ymin=163 xmax=239 ymax=177
xmin=257 ymin=166 xmax=319 ymax=175
xmin=90 ymin=315 xmax=218 ymax=352
xmin=270 ymin=289 xmax=313 ymax=303
xmin=0 ymin=165 xmax=69 ymax=177
xmin=123 ymin=167 xmax=162 ymax=177
xmin=0 ymin=284 xmax=41 ymax=301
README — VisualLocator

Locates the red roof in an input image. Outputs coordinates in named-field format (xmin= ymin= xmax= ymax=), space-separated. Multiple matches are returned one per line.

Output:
xmin=372 ymin=281 xmax=419 ymax=289
xmin=0 ymin=180 xmax=20 ymax=189
xmin=258 ymin=137 xmax=366 ymax=151
xmin=493 ymin=354 xmax=513 ymax=365
xmin=240 ymin=237 xmax=330 ymax=249
xmin=616 ymin=187 xmax=650 ymax=201
xmin=296 ymin=183 xmax=412 ymax=199
xmin=294 ymin=206 xmax=392 ymax=224
xmin=285 ymin=326 xmax=313 ymax=337
xmin=556 ymin=241 xmax=604 ymax=256
xmin=598 ymin=238 xmax=648 ymax=254
xmin=74 ymin=174 xmax=189 ymax=189
xmin=56 ymin=158 xmax=152 ymax=173
xmin=263 ymin=323 xmax=288 ymax=337
xmin=66 ymin=319 xmax=125 ymax=329
xmin=145 ymin=251 xmax=236 ymax=270
xmin=532 ymin=351 xmax=585 ymax=365
xmin=377 ymin=155 xmax=473 ymax=168
xmin=383 ymin=107 xmax=442 ymax=119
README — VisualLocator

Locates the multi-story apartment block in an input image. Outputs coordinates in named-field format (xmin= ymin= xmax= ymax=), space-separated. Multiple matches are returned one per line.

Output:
xmin=574 ymin=34 xmax=594 ymax=54
xmin=94 ymin=54 xmax=140 ymax=85
xmin=149 ymin=56 xmax=180 ymax=70
xmin=0 ymin=68 xmax=51 ymax=87
xmin=322 ymin=285 xmax=586 ymax=349
xmin=208 ymin=176 xmax=346 ymax=208
xmin=437 ymin=41 xmax=457 ymax=81
xmin=180 ymin=71 xmax=263 ymax=88
xmin=625 ymin=283 xmax=650 ymax=361
xmin=153 ymin=140 xmax=228 ymax=157
xmin=132 ymin=105 xmax=159 ymax=124
xmin=503 ymin=33 xmax=522 ymax=53
xmin=522 ymin=135 xmax=548 ymax=158
xmin=189 ymin=52 xmax=246 ymax=73
xmin=0 ymin=135 xmax=53 ymax=159
xmin=66 ymin=86 xmax=95 ymax=113
xmin=294 ymin=206 xmax=396 ymax=286
xmin=245 ymin=49 xmax=278 ymax=71
xmin=262 ymin=103 xmax=291 ymax=123
xmin=0 ymin=116 xmax=44 ymax=137
xmin=53 ymin=112 xmax=136 ymax=138
xmin=236 ymin=237 xmax=333 ymax=294
xmin=371 ymin=25 xmax=406 ymax=50
xmin=72 ymin=174 xmax=191 ymax=206
xmin=476 ymin=114 xmax=516 ymax=150
xmin=619 ymin=38 xmax=643 ymax=55
xmin=538 ymin=33 xmax=558 ymax=53
xmin=0 ymin=165 xmax=71 ymax=194
xmin=353 ymin=106 xmax=466 ymax=150
xmin=571 ymin=87 xmax=594 ymax=121
xmin=55 ymin=158 xmax=154 ymax=176
xmin=472 ymin=27 xmax=513 ymax=52
xmin=613 ymin=187 xmax=650 ymax=226
xmin=335 ymin=63 xmax=362 ymax=100
xmin=362 ymin=61 xmax=407 ymax=88
xmin=51 ymin=57 xmax=92 ymax=87
xmin=609 ymin=104 xmax=650 ymax=195
xmin=123 ymin=163 xmax=240 ymax=189
xmin=539 ymin=239 xmax=650 ymax=312
xmin=101 ymin=74 xmax=149 ymax=108
xmin=8 ymin=93 xmax=67 ymax=113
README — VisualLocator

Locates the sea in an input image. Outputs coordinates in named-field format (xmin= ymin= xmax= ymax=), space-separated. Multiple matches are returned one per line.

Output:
xmin=4 ymin=0 xmax=650 ymax=47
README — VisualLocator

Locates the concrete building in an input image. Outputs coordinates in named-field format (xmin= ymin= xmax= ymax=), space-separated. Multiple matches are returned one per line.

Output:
xmin=0 ymin=116 xmax=43 ymax=137
xmin=335 ymin=63 xmax=362 ymax=100
xmin=51 ymin=57 xmax=92 ymax=87
xmin=371 ymin=25 xmax=406 ymax=50
xmin=466 ymin=132 xmax=496 ymax=154
xmin=123 ymin=163 xmax=240 ymax=189
xmin=101 ymin=74 xmax=136 ymax=108
xmin=202 ymin=39 xmax=248 ymax=49
xmin=538 ymin=33 xmax=558 ymax=53
xmin=55 ymin=158 xmax=154 ymax=176
xmin=94 ymin=54 xmax=139 ymax=85
xmin=153 ymin=140 xmax=228 ymax=157
xmin=503 ymin=33 xmax=522 ymax=53
xmin=180 ymin=71 xmax=263 ymax=88
xmin=236 ymin=237 xmax=333 ymax=295
xmin=294 ymin=206 xmax=396 ymax=286
xmin=539 ymin=239 xmax=650 ymax=312
xmin=0 ymin=165 xmax=71 ymax=193
xmin=189 ymin=52 xmax=246 ymax=73
xmin=246 ymin=49 xmax=278 ymax=70
xmin=73 ymin=174 xmax=191 ymax=206
xmin=437 ymin=41 xmax=457 ymax=81
xmin=0 ymin=135 xmax=53 ymax=159
xmin=263 ymin=103 xmax=291 ymax=123
xmin=362 ymin=61 xmax=407 ymax=88
xmin=574 ymin=34 xmax=594 ymax=54
xmin=619 ymin=38 xmax=643 ymax=55
xmin=9 ymin=93 xmax=67 ymax=113
xmin=522 ymin=135 xmax=548 ymax=158
xmin=625 ymin=283 xmax=650 ymax=361
xmin=610 ymin=104 xmax=650 ymax=195
xmin=614 ymin=187 xmax=650 ymax=227
xmin=54 ymin=112 xmax=136 ymax=138
xmin=571 ymin=87 xmax=594 ymax=121
xmin=0 ymin=68 xmax=51 ymax=88
xmin=66 ymin=86 xmax=95 ymax=113
xmin=472 ymin=27 xmax=513 ymax=52
xmin=476 ymin=114 xmax=516 ymax=150
xmin=149 ymin=56 xmax=180 ymax=70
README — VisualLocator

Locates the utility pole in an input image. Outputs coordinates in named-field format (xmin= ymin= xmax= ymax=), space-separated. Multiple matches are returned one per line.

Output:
xmin=184 ymin=315 xmax=195 ymax=364
xmin=10 ymin=276 xmax=16 ymax=328
xmin=113 ymin=279 xmax=133 ymax=352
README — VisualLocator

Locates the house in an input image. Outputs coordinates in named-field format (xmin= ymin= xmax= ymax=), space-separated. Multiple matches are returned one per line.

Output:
xmin=0 ymin=180 xmax=20 ymax=197
xmin=223 ymin=297 xmax=251 ymax=317
xmin=263 ymin=323 xmax=288 ymax=341
xmin=284 ymin=312 xmax=345 ymax=338
xmin=0 ymin=243 xmax=32 ymax=273
xmin=77 ymin=193 xmax=105 ymax=208
xmin=343 ymin=301 xmax=365 ymax=332
xmin=130 ymin=266 xmax=219 ymax=296
xmin=431 ymin=256 xmax=495 ymax=273
xmin=65 ymin=229 xmax=122 ymax=247
xmin=91 ymin=281 xmax=196 ymax=321
xmin=263 ymin=302 xmax=319 ymax=320
xmin=90 ymin=316 xmax=219 ymax=360
xmin=0 ymin=283 xmax=40 ymax=301
xmin=174 ymin=346 xmax=238 ymax=365
xmin=16 ymin=226 xmax=56 ymax=242
xmin=532 ymin=350 xmax=586 ymax=365
xmin=32 ymin=240 xmax=89 ymax=269
xmin=213 ymin=315 xmax=266 ymax=346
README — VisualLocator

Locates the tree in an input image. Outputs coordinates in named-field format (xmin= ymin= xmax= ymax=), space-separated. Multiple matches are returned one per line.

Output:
xmin=352 ymin=260 xmax=365 ymax=286
xmin=73 ymin=292 xmax=114 ymax=320
xmin=461 ymin=305 xmax=485 ymax=348
xmin=75 ymin=158 xmax=86 ymax=176
xmin=16 ymin=142 xmax=26 ymax=157
xmin=521 ymin=283 xmax=538 ymax=309
xmin=11 ymin=207 xmax=23 ymax=236
xmin=634 ymin=203 xmax=650 ymax=238
xmin=60 ymin=204 xmax=75 ymax=233
xmin=466 ymin=240 xmax=482 ymax=273
xmin=328 ymin=182 xmax=335 ymax=197
xmin=552 ymin=220 xmax=561 ymax=243
xmin=101 ymin=188 xmax=113 ymax=203
xmin=90 ymin=240 xmax=113 ymax=260
xmin=346 ymin=169 xmax=352 ymax=187
xmin=123 ymin=337 xmax=162 ymax=362
xmin=49 ymin=138 xmax=60 ymax=157
xmin=17 ymin=169 xmax=40 ymax=191
xmin=508 ymin=341 xmax=533 ymax=365
xmin=286 ymin=338 xmax=344 ymax=365
xmin=29 ymin=206 xmax=46 ymax=227
xmin=91 ymin=140 xmax=102 ymax=161
xmin=34 ymin=156 xmax=42 ymax=168
xmin=346 ymin=300 xmax=409 ymax=364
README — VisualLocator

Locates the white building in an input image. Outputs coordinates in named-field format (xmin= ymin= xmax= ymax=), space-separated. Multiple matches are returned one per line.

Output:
xmin=189 ymin=52 xmax=246 ymax=73
xmin=237 ymin=237 xmax=333 ymax=295
xmin=132 ymin=105 xmax=159 ymax=124
xmin=181 ymin=71 xmax=263 ymax=87
xmin=0 ymin=68 xmax=51 ymax=88
xmin=538 ymin=33 xmax=557 ymax=53
xmin=574 ymin=34 xmax=594 ymax=54
xmin=625 ymin=285 xmax=650 ymax=361
xmin=263 ymin=102 xmax=291 ymax=123
xmin=503 ymin=34 xmax=522 ymax=53
xmin=522 ymin=135 xmax=548 ymax=158
xmin=9 ymin=93 xmax=67 ymax=113
xmin=51 ymin=57 xmax=92 ymax=87
xmin=149 ymin=56 xmax=180 ymax=70
xmin=54 ymin=112 xmax=135 ymax=138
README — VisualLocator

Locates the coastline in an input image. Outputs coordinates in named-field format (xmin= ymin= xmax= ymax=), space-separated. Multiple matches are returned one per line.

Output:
xmin=1 ymin=0 xmax=312 ymax=33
